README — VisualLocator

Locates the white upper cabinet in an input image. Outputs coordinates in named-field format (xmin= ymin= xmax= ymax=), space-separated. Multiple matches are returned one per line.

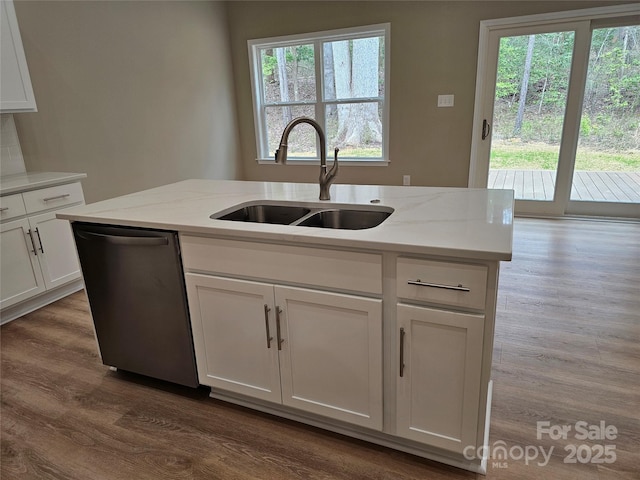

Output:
xmin=0 ymin=0 xmax=36 ymax=112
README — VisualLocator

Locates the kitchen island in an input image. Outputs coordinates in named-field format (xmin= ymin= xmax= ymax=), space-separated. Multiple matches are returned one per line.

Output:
xmin=58 ymin=179 xmax=514 ymax=474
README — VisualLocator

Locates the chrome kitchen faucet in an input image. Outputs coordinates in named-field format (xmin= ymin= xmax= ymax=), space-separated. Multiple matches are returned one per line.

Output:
xmin=274 ymin=117 xmax=339 ymax=201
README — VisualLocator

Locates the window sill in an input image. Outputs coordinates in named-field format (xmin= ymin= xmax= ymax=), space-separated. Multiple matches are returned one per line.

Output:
xmin=256 ymin=159 xmax=390 ymax=167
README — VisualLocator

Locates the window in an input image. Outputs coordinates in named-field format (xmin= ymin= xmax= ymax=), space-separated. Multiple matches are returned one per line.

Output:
xmin=248 ymin=24 xmax=390 ymax=164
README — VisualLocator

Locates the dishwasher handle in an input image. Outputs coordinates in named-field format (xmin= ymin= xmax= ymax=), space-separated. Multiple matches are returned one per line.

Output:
xmin=76 ymin=230 xmax=169 ymax=246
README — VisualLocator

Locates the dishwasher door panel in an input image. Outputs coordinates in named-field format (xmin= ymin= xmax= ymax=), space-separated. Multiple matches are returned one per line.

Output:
xmin=73 ymin=223 xmax=198 ymax=387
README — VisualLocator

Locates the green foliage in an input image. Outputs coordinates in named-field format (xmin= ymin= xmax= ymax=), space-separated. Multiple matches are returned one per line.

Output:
xmin=496 ymin=31 xmax=574 ymax=108
xmin=261 ymin=45 xmax=315 ymax=78
xmin=580 ymin=27 xmax=640 ymax=114
xmin=494 ymin=26 xmax=640 ymax=152
xmin=261 ymin=52 xmax=277 ymax=77
xmin=580 ymin=115 xmax=592 ymax=136
xmin=496 ymin=27 xmax=640 ymax=114
xmin=291 ymin=44 xmax=314 ymax=63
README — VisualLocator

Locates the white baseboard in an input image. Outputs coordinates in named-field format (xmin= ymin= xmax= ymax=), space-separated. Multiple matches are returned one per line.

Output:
xmin=0 ymin=279 xmax=84 ymax=325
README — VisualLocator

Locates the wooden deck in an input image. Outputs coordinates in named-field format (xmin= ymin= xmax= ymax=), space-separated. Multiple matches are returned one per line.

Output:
xmin=489 ymin=169 xmax=640 ymax=202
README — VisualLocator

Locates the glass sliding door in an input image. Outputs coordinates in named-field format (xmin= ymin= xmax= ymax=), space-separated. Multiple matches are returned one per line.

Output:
xmin=488 ymin=31 xmax=575 ymax=203
xmin=476 ymin=21 xmax=591 ymax=216
xmin=568 ymin=24 xmax=640 ymax=217
xmin=470 ymin=5 xmax=640 ymax=219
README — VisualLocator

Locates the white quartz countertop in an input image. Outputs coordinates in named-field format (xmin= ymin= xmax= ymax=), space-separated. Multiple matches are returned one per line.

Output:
xmin=57 ymin=179 xmax=514 ymax=261
xmin=0 ymin=171 xmax=87 ymax=195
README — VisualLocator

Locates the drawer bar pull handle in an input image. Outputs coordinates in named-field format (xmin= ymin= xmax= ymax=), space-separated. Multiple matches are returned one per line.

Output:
xmin=264 ymin=304 xmax=273 ymax=349
xmin=399 ymin=327 xmax=406 ymax=377
xmin=275 ymin=306 xmax=284 ymax=351
xmin=0 ymin=207 xmax=9 ymax=212
xmin=407 ymin=279 xmax=470 ymax=292
xmin=43 ymin=193 xmax=71 ymax=202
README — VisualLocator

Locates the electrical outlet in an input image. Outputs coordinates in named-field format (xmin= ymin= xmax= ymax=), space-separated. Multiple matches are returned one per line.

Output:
xmin=437 ymin=94 xmax=454 ymax=107
xmin=403 ymin=175 xmax=411 ymax=186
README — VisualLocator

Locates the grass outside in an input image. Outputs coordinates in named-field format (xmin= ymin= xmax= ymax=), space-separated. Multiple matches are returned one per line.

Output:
xmin=490 ymin=141 xmax=640 ymax=172
xmin=288 ymin=147 xmax=382 ymax=159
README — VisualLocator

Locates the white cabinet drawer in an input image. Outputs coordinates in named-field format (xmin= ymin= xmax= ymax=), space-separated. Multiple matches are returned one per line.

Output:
xmin=181 ymin=235 xmax=383 ymax=295
xmin=397 ymin=257 xmax=487 ymax=310
xmin=22 ymin=182 xmax=84 ymax=214
xmin=0 ymin=194 xmax=26 ymax=221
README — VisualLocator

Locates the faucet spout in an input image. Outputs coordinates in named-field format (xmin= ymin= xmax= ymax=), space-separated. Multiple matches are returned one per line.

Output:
xmin=275 ymin=116 xmax=339 ymax=200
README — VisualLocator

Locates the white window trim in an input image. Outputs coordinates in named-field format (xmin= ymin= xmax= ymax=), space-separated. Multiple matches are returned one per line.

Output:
xmin=248 ymin=23 xmax=391 ymax=165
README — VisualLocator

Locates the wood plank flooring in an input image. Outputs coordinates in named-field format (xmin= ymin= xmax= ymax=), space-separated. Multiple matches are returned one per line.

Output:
xmin=2 ymin=218 xmax=639 ymax=479
xmin=488 ymin=169 xmax=640 ymax=203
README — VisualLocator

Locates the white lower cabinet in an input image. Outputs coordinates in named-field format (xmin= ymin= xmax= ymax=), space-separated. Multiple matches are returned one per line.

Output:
xmin=276 ymin=284 xmax=383 ymax=429
xmin=185 ymin=273 xmax=383 ymax=430
xmin=1 ymin=181 xmax=85 ymax=322
xmin=181 ymin=236 xmax=499 ymax=472
xmin=28 ymin=210 xmax=82 ymax=290
xmin=185 ymin=275 xmax=282 ymax=403
xmin=396 ymin=303 xmax=484 ymax=454
xmin=0 ymin=218 xmax=46 ymax=308
xmin=0 ymin=209 xmax=81 ymax=309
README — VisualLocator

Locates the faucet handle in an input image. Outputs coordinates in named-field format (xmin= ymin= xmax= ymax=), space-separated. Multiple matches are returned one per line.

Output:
xmin=329 ymin=148 xmax=339 ymax=175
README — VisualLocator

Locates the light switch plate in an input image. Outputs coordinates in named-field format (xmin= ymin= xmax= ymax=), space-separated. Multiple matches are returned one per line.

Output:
xmin=437 ymin=94 xmax=454 ymax=107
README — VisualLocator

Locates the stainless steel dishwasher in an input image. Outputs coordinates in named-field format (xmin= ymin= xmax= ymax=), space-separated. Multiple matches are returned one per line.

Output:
xmin=72 ymin=222 xmax=198 ymax=387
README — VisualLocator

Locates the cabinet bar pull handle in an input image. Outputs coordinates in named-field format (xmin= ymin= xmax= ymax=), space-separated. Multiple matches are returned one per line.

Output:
xmin=0 ymin=207 xmax=8 ymax=212
xmin=26 ymin=229 xmax=37 ymax=255
xmin=35 ymin=227 xmax=44 ymax=253
xmin=407 ymin=279 xmax=470 ymax=292
xmin=275 ymin=306 xmax=284 ymax=351
xmin=264 ymin=304 xmax=273 ymax=349
xmin=399 ymin=327 xmax=406 ymax=377
xmin=42 ymin=193 xmax=70 ymax=202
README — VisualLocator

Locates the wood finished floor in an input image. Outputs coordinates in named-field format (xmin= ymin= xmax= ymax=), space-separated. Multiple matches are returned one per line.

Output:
xmin=1 ymin=218 xmax=639 ymax=479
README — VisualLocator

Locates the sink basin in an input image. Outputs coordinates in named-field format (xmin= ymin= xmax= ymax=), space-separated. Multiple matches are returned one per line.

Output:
xmin=297 ymin=209 xmax=391 ymax=230
xmin=213 ymin=204 xmax=311 ymax=225
xmin=211 ymin=201 xmax=393 ymax=229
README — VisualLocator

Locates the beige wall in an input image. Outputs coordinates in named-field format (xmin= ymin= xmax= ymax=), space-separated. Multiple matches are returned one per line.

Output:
xmin=227 ymin=1 xmax=632 ymax=188
xmin=13 ymin=1 xmax=240 ymax=203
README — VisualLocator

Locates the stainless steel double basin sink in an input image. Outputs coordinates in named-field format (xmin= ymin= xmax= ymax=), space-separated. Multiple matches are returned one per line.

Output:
xmin=210 ymin=201 xmax=393 ymax=230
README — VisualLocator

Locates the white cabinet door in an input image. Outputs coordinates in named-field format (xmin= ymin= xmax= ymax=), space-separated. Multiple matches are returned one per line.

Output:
xmin=28 ymin=210 xmax=81 ymax=290
xmin=0 ymin=218 xmax=45 ymax=309
xmin=396 ymin=304 xmax=484 ymax=454
xmin=0 ymin=0 xmax=36 ymax=112
xmin=185 ymin=273 xmax=384 ymax=430
xmin=185 ymin=274 xmax=282 ymax=403
xmin=276 ymin=286 xmax=383 ymax=430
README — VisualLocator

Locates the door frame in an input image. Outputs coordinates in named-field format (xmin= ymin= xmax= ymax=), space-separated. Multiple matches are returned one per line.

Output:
xmin=469 ymin=3 xmax=640 ymax=217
